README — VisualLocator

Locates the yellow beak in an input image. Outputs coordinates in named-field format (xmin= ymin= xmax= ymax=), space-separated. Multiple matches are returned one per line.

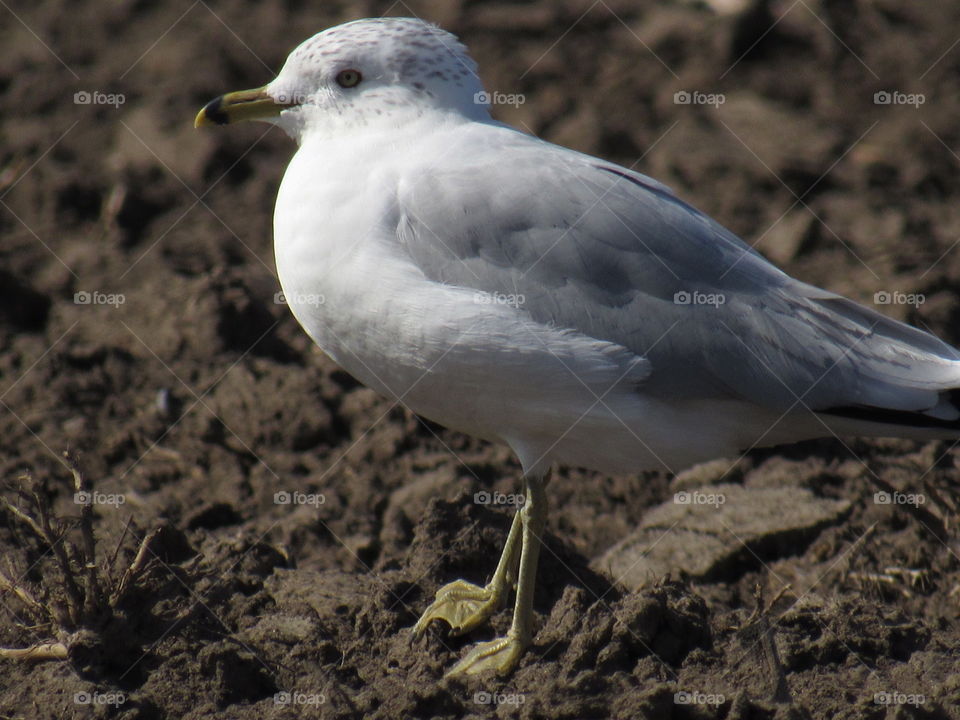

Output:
xmin=194 ymin=86 xmax=284 ymax=128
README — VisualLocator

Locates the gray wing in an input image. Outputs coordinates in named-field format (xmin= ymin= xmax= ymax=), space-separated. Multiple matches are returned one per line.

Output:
xmin=396 ymin=127 xmax=960 ymax=419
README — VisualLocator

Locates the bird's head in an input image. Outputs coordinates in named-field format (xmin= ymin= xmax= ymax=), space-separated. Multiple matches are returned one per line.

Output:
xmin=195 ymin=17 xmax=491 ymax=143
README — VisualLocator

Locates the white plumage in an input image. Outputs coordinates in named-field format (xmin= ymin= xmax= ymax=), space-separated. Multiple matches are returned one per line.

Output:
xmin=266 ymin=18 xmax=960 ymax=478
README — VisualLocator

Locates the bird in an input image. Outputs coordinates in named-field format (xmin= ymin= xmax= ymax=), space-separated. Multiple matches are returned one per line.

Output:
xmin=195 ymin=17 xmax=960 ymax=676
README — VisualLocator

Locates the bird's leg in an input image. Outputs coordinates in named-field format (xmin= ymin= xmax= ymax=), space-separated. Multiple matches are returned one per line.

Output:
xmin=413 ymin=502 xmax=523 ymax=639
xmin=445 ymin=471 xmax=547 ymax=676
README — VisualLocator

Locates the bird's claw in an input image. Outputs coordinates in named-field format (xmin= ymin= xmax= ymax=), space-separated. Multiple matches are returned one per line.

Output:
xmin=445 ymin=632 xmax=527 ymax=676
xmin=413 ymin=579 xmax=506 ymax=638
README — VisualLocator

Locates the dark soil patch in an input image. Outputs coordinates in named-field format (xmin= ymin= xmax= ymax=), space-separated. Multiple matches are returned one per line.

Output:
xmin=2 ymin=1 xmax=960 ymax=718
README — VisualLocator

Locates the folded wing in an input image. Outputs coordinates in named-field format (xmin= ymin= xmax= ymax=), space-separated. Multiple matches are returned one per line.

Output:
xmin=396 ymin=126 xmax=960 ymax=433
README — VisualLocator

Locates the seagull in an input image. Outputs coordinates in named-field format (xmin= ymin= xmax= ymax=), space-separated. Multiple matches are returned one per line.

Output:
xmin=195 ymin=17 xmax=960 ymax=676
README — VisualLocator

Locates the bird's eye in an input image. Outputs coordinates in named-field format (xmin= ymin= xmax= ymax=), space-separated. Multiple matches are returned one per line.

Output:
xmin=335 ymin=69 xmax=362 ymax=88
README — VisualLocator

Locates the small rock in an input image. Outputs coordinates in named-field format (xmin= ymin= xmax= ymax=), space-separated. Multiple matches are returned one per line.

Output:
xmin=594 ymin=484 xmax=851 ymax=590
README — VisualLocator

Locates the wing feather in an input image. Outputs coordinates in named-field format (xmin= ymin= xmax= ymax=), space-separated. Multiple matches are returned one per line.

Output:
xmin=396 ymin=126 xmax=960 ymax=419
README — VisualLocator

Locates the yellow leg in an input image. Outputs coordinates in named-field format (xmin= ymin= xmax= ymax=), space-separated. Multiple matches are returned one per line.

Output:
xmin=413 ymin=506 xmax=523 ymax=638
xmin=445 ymin=473 xmax=548 ymax=676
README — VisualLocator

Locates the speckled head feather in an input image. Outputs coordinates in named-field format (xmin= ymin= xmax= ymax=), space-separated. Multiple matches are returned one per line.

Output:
xmin=265 ymin=17 xmax=490 ymax=142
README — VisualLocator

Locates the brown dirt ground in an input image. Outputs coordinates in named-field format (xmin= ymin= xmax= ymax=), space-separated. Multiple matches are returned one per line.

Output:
xmin=2 ymin=0 xmax=960 ymax=718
